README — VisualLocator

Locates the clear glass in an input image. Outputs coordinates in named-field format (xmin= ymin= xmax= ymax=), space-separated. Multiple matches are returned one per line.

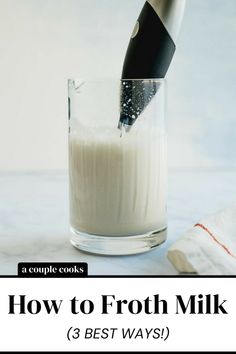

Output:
xmin=68 ymin=79 xmax=167 ymax=255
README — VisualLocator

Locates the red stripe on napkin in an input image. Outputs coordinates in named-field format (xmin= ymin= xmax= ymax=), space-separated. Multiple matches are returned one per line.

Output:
xmin=195 ymin=223 xmax=235 ymax=258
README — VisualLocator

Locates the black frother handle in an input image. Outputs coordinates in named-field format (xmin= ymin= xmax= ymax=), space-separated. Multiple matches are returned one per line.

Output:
xmin=119 ymin=1 xmax=176 ymax=128
xmin=122 ymin=1 xmax=176 ymax=79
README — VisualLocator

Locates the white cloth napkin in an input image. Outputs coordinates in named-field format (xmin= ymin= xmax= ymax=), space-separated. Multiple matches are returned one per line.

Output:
xmin=167 ymin=205 xmax=236 ymax=275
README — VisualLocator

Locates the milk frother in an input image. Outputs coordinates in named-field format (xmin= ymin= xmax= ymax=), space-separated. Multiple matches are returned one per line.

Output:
xmin=118 ymin=0 xmax=186 ymax=131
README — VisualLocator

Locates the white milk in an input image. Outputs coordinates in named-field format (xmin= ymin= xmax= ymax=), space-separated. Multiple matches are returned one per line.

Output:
xmin=69 ymin=126 xmax=167 ymax=236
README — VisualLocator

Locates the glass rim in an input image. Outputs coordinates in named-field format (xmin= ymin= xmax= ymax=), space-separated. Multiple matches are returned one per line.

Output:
xmin=67 ymin=78 xmax=166 ymax=83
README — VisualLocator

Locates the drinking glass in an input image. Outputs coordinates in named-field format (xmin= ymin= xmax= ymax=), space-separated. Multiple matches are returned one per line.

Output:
xmin=68 ymin=79 xmax=167 ymax=255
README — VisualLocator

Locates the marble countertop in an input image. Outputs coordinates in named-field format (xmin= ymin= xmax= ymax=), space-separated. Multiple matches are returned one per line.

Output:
xmin=0 ymin=168 xmax=236 ymax=275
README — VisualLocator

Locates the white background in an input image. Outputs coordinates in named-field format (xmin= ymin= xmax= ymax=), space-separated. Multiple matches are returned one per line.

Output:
xmin=0 ymin=277 xmax=235 ymax=351
xmin=0 ymin=0 xmax=235 ymax=170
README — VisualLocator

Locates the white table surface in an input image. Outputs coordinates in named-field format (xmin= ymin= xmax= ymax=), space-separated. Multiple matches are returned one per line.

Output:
xmin=0 ymin=169 xmax=236 ymax=275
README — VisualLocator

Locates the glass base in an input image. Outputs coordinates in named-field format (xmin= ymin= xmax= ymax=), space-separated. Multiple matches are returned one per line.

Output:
xmin=70 ymin=227 xmax=167 ymax=256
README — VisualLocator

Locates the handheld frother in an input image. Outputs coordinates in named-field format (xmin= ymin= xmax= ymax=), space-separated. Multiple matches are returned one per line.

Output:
xmin=119 ymin=0 xmax=186 ymax=131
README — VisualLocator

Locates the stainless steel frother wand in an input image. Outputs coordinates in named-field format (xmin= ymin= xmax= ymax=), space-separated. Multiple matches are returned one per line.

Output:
xmin=118 ymin=0 xmax=186 ymax=131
